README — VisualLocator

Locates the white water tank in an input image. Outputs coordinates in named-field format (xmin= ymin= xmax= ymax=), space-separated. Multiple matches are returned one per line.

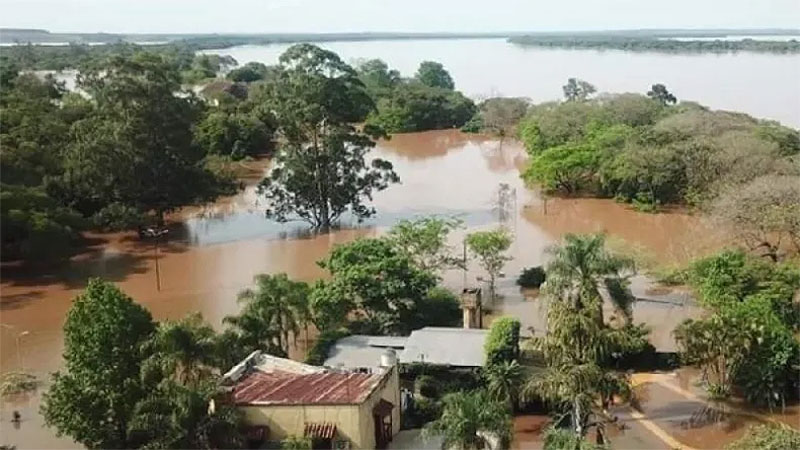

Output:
xmin=380 ymin=348 xmax=397 ymax=367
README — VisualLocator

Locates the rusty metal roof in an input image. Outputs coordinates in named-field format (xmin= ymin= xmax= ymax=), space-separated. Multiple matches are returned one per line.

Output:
xmin=231 ymin=369 xmax=384 ymax=405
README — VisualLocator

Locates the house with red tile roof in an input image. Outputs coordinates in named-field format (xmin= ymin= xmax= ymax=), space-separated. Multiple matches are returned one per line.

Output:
xmin=221 ymin=351 xmax=400 ymax=449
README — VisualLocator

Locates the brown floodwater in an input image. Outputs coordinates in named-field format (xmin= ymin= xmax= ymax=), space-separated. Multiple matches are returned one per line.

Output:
xmin=1 ymin=130 xmax=729 ymax=448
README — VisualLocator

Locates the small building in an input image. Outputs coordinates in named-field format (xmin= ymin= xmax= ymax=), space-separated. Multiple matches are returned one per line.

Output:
xmin=223 ymin=351 xmax=400 ymax=449
xmin=400 ymin=327 xmax=488 ymax=367
xmin=324 ymin=327 xmax=489 ymax=370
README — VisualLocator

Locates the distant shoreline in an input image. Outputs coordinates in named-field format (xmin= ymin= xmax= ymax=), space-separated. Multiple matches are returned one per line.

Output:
xmin=2 ymin=27 xmax=800 ymax=46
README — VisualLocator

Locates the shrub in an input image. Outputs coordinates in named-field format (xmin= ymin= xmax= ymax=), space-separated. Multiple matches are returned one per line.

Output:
xmin=304 ymin=329 xmax=350 ymax=366
xmin=412 ymin=397 xmax=442 ymax=425
xmin=484 ymin=317 xmax=521 ymax=366
xmin=281 ymin=435 xmax=312 ymax=450
xmin=517 ymin=266 xmax=546 ymax=288
xmin=415 ymin=375 xmax=440 ymax=399
xmin=725 ymin=425 xmax=800 ymax=450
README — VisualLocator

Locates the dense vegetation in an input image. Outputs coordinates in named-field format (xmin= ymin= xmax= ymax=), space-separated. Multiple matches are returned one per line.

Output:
xmin=675 ymin=250 xmax=800 ymax=407
xmin=2 ymin=44 xmax=477 ymax=259
xmin=519 ymin=87 xmax=800 ymax=234
xmin=509 ymin=35 xmax=800 ymax=53
xmin=256 ymin=45 xmax=399 ymax=230
xmin=0 ymin=52 xmax=254 ymax=260
xmin=356 ymin=59 xmax=476 ymax=133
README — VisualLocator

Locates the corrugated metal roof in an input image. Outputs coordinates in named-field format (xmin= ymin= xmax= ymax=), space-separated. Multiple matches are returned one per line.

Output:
xmin=325 ymin=328 xmax=489 ymax=369
xmin=324 ymin=335 xmax=407 ymax=369
xmin=399 ymin=327 xmax=488 ymax=367
xmin=231 ymin=369 xmax=384 ymax=405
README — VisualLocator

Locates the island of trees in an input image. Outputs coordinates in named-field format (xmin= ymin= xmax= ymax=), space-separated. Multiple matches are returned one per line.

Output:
xmin=509 ymin=35 xmax=800 ymax=53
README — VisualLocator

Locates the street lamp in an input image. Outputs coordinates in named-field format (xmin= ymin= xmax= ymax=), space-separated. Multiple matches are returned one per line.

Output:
xmin=1 ymin=324 xmax=30 ymax=369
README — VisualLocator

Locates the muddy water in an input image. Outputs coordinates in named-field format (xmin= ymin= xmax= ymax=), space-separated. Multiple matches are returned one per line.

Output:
xmin=1 ymin=130 xmax=724 ymax=448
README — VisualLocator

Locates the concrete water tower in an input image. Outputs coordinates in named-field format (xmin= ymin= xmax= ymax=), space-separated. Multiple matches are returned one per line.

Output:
xmin=380 ymin=348 xmax=397 ymax=368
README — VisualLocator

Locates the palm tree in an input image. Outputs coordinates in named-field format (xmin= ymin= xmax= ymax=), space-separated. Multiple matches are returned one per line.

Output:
xmin=522 ymin=234 xmax=645 ymax=447
xmin=484 ymin=360 xmax=523 ymax=411
xmin=525 ymin=361 xmax=630 ymax=442
xmin=424 ymin=390 xmax=512 ymax=450
xmin=225 ymin=273 xmax=310 ymax=356
xmin=142 ymin=313 xmax=218 ymax=386
xmin=543 ymin=233 xmax=635 ymax=325
xmin=129 ymin=379 xmax=244 ymax=449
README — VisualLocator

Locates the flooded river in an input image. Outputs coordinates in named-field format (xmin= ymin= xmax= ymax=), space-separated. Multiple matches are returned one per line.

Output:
xmin=201 ymin=39 xmax=800 ymax=127
xmin=1 ymin=130 xmax=735 ymax=448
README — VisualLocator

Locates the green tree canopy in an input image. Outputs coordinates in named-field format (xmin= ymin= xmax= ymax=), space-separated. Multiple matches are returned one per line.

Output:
xmin=415 ymin=61 xmax=455 ymax=90
xmin=676 ymin=250 xmax=800 ymax=407
xmin=257 ymin=44 xmax=399 ymax=230
xmin=386 ymin=216 xmax=464 ymax=275
xmin=42 ymin=279 xmax=156 ymax=449
xmin=646 ymin=83 xmax=677 ymax=105
xmin=484 ymin=317 xmax=521 ymax=367
xmin=424 ymin=390 xmax=512 ymax=450
xmin=562 ymin=78 xmax=596 ymax=102
xmin=465 ymin=228 xmax=513 ymax=299
xmin=59 ymin=52 xmax=232 ymax=224
xmin=224 ymin=273 xmax=311 ymax=357
xmin=226 ymin=61 xmax=269 ymax=83
xmin=128 ymin=379 xmax=243 ymax=449
xmin=311 ymin=237 xmax=437 ymax=334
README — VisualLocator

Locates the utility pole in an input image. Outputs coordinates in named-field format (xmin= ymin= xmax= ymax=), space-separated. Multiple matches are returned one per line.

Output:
xmin=151 ymin=228 xmax=169 ymax=292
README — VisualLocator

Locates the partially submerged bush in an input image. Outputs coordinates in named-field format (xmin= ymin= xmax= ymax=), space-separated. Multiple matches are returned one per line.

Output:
xmin=0 ymin=372 xmax=39 ymax=396
xmin=517 ymin=266 xmax=546 ymax=288
xmin=725 ymin=424 xmax=800 ymax=450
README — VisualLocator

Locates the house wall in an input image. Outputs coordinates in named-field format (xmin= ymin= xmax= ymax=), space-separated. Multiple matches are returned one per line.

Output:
xmin=239 ymin=366 xmax=400 ymax=449
xmin=240 ymin=403 xmax=362 ymax=446
xmin=355 ymin=366 xmax=401 ymax=449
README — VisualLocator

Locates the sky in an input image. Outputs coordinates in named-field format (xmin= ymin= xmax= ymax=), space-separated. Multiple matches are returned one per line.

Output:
xmin=1 ymin=0 xmax=799 ymax=34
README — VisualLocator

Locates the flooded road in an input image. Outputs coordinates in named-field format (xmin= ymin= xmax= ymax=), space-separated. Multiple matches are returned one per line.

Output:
xmin=1 ymin=130 xmax=729 ymax=448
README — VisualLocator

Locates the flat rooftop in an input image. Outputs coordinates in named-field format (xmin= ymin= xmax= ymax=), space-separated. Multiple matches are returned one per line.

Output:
xmin=324 ymin=327 xmax=489 ymax=369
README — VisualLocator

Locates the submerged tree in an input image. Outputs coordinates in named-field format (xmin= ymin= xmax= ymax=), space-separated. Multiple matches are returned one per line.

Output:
xmin=415 ymin=61 xmax=455 ymax=90
xmin=712 ymin=175 xmax=800 ymax=260
xmin=543 ymin=233 xmax=636 ymax=324
xmin=59 ymin=52 xmax=230 ymax=225
xmin=562 ymin=78 xmax=596 ymax=102
xmin=466 ymin=229 xmax=513 ymax=301
xmin=646 ymin=83 xmax=677 ymax=106
xmin=258 ymin=44 xmax=399 ymax=230
xmin=386 ymin=216 xmax=464 ymax=275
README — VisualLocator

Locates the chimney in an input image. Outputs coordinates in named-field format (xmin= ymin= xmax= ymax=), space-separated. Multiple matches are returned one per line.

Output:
xmin=460 ymin=288 xmax=482 ymax=329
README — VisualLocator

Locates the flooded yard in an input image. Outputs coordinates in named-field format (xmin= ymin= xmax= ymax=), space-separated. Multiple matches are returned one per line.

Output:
xmin=1 ymin=130 xmax=737 ymax=448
